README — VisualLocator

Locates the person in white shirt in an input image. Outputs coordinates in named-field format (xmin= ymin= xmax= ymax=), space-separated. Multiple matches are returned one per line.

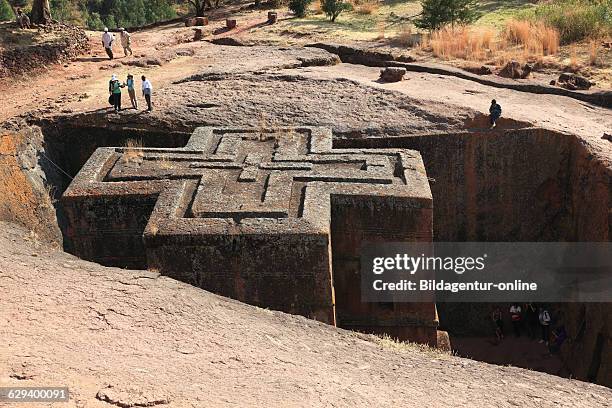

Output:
xmin=141 ymin=75 xmax=153 ymax=111
xmin=119 ymin=28 xmax=132 ymax=57
xmin=102 ymin=28 xmax=114 ymax=60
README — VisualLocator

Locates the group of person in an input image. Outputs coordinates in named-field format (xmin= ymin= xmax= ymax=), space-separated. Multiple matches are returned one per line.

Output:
xmin=102 ymin=27 xmax=153 ymax=113
xmin=108 ymin=74 xmax=153 ymax=113
xmin=102 ymin=27 xmax=133 ymax=60
xmin=492 ymin=303 xmax=567 ymax=354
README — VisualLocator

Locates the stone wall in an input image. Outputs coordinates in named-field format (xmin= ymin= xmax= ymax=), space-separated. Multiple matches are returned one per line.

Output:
xmin=331 ymin=197 xmax=437 ymax=344
xmin=337 ymin=127 xmax=611 ymax=386
xmin=0 ymin=126 xmax=62 ymax=244
xmin=0 ymin=24 xmax=90 ymax=78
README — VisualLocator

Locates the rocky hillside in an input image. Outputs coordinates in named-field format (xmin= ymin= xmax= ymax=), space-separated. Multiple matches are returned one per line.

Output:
xmin=0 ymin=222 xmax=610 ymax=407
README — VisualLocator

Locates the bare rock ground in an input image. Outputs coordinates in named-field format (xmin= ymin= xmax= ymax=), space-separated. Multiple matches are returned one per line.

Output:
xmin=91 ymin=71 xmax=465 ymax=135
xmin=1 ymin=222 xmax=611 ymax=407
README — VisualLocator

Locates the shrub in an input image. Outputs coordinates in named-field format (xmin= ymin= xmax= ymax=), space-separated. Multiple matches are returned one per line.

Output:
xmin=522 ymin=0 xmax=612 ymax=44
xmin=0 ymin=0 xmax=13 ymax=22
xmin=289 ymin=0 xmax=312 ymax=17
xmin=321 ymin=0 xmax=352 ymax=22
xmin=415 ymin=0 xmax=480 ymax=31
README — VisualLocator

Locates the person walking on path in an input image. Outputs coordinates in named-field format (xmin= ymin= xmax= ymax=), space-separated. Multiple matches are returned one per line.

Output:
xmin=109 ymin=74 xmax=124 ymax=112
xmin=510 ymin=303 xmax=522 ymax=337
xmin=539 ymin=306 xmax=552 ymax=345
xmin=489 ymin=99 xmax=502 ymax=129
xmin=126 ymin=74 xmax=137 ymax=109
xmin=102 ymin=28 xmax=114 ymax=60
xmin=119 ymin=28 xmax=132 ymax=57
xmin=141 ymin=75 xmax=153 ymax=112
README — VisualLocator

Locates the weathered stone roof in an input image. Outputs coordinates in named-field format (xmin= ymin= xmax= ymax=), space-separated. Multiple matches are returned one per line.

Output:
xmin=63 ymin=126 xmax=432 ymax=237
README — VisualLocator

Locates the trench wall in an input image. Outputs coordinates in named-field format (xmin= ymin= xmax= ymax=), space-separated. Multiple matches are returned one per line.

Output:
xmin=9 ymin=122 xmax=610 ymax=386
xmin=336 ymin=127 xmax=611 ymax=386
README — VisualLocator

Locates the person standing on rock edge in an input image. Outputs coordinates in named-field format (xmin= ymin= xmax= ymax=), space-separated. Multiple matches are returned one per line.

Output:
xmin=109 ymin=74 xmax=124 ymax=113
xmin=489 ymin=99 xmax=502 ymax=129
xmin=509 ymin=303 xmax=522 ymax=337
xmin=141 ymin=76 xmax=153 ymax=112
xmin=119 ymin=28 xmax=132 ymax=57
xmin=126 ymin=74 xmax=137 ymax=109
xmin=102 ymin=28 xmax=114 ymax=60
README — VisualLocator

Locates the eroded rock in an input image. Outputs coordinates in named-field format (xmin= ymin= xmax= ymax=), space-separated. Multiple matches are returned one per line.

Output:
xmin=557 ymin=73 xmax=594 ymax=90
xmin=497 ymin=61 xmax=533 ymax=79
xmin=379 ymin=67 xmax=406 ymax=82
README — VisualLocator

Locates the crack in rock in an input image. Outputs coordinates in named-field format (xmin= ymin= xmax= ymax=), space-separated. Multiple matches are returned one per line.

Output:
xmin=96 ymin=386 xmax=171 ymax=407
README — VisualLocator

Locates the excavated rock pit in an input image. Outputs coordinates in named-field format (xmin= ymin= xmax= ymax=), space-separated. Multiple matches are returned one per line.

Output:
xmin=3 ymin=69 xmax=610 ymax=387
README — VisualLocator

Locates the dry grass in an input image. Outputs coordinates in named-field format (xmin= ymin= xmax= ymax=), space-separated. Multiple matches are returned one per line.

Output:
xmin=429 ymin=26 xmax=497 ymax=61
xmin=158 ymin=155 xmax=174 ymax=170
xmin=504 ymin=19 xmax=559 ymax=56
xmin=416 ymin=21 xmax=561 ymax=68
xmin=393 ymin=24 xmax=416 ymax=47
xmin=588 ymin=40 xmax=600 ymax=65
xmin=354 ymin=0 xmax=379 ymax=15
xmin=256 ymin=113 xmax=282 ymax=141
xmin=309 ymin=0 xmax=322 ymax=14
xmin=376 ymin=21 xmax=386 ymax=40
xmin=567 ymin=45 xmax=581 ymax=71
xmin=375 ymin=334 xmax=450 ymax=357
xmin=122 ymin=139 xmax=144 ymax=163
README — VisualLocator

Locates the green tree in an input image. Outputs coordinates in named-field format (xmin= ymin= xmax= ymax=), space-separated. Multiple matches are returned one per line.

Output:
xmin=86 ymin=11 xmax=105 ymax=29
xmin=145 ymin=0 xmax=175 ymax=23
xmin=321 ymin=0 xmax=351 ymax=22
xmin=289 ymin=0 xmax=311 ymax=17
xmin=415 ymin=0 xmax=479 ymax=30
xmin=50 ymin=0 xmax=86 ymax=25
xmin=31 ymin=0 xmax=52 ymax=24
xmin=8 ymin=0 xmax=27 ymax=12
xmin=0 ymin=0 xmax=13 ymax=21
xmin=188 ymin=0 xmax=221 ymax=17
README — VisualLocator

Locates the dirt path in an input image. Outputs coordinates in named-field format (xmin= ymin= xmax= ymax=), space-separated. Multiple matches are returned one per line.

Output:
xmin=1 ymin=221 xmax=610 ymax=407
xmin=0 ymin=23 xmax=218 ymax=122
xmin=0 ymin=9 xmax=281 ymax=123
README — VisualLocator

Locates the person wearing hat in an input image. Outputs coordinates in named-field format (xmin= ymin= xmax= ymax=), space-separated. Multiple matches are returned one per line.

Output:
xmin=16 ymin=9 xmax=30 ymax=29
xmin=125 ymin=74 xmax=137 ymax=109
xmin=119 ymin=28 xmax=132 ymax=57
xmin=102 ymin=28 xmax=114 ymax=60
xmin=108 ymin=74 xmax=124 ymax=112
